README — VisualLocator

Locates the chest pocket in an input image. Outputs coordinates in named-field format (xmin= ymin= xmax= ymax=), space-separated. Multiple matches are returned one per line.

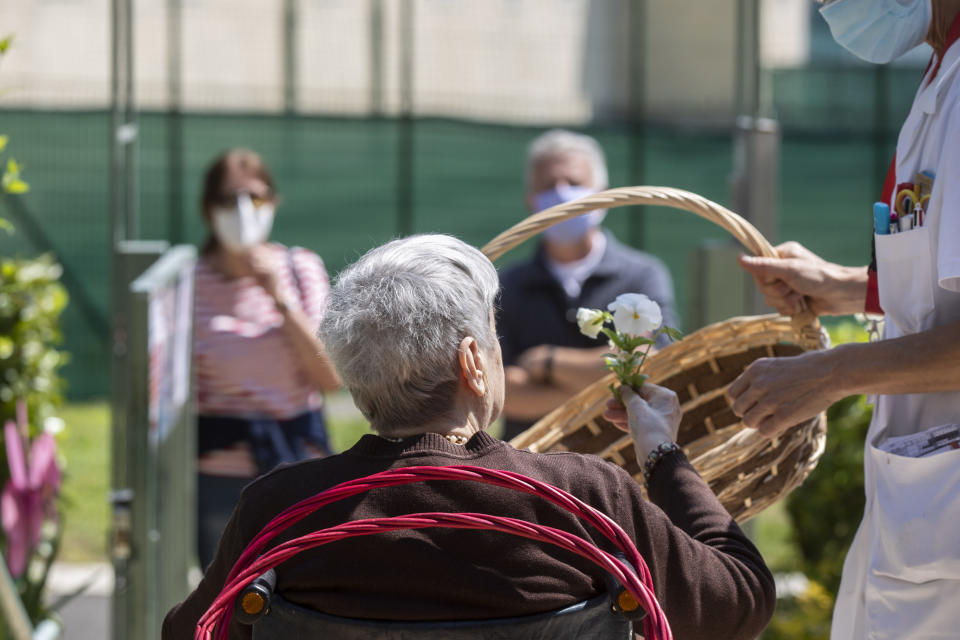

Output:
xmin=875 ymin=227 xmax=936 ymax=335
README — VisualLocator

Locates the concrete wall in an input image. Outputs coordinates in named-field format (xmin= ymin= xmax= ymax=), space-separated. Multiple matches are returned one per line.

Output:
xmin=2 ymin=0 xmax=810 ymax=125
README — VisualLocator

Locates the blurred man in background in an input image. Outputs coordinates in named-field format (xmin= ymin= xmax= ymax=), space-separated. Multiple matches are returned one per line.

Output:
xmin=497 ymin=129 xmax=677 ymax=441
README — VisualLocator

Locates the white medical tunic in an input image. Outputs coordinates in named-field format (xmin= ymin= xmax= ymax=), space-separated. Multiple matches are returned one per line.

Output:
xmin=831 ymin=41 xmax=960 ymax=640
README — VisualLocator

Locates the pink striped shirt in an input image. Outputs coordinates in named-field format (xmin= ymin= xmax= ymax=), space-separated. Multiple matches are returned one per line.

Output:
xmin=194 ymin=244 xmax=330 ymax=420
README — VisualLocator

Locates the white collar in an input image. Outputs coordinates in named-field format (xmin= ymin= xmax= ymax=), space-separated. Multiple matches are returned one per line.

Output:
xmin=544 ymin=232 xmax=607 ymax=299
xmin=918 ymin=43 xmax=960 ymax=114
xmin=545 ymin=231 xmax=606 ymax=276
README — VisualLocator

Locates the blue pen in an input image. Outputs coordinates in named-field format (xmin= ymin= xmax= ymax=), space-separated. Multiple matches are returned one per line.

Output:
xmin=874 ymin=202 xmax=890 ymax=235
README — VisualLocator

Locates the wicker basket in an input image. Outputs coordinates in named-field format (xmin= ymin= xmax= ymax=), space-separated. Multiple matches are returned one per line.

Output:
xmin=482 ymin=186 xmax=828 ymax=523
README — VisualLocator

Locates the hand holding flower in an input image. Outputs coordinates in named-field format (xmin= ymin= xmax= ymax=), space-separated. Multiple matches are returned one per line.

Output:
xmin=576 ymin=293 xmax=681 ymax=401
xmin=603 ymin=383 xmax=681 ymax=461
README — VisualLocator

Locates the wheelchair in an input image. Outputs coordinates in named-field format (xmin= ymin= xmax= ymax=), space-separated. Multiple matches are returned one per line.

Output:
xmin=195 ymin=465 xmax=671 ymax=639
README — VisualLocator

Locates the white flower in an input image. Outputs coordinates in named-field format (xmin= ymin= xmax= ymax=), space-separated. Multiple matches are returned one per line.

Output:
xmin=607 ymin=293 xmax=662 ymax=336
xmin=576 ymin=307 xmax=606 ymax=339
xmin=43 ymin=416 xmax=65 ymax=435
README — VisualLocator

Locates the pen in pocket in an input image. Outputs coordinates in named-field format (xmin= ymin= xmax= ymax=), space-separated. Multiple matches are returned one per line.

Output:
xmin=874 ymin=202 xmax=890 ymax=235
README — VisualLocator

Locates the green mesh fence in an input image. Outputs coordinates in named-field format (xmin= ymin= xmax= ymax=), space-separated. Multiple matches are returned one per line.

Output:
xmin=0 ymin=61 xmax=917 ymax=398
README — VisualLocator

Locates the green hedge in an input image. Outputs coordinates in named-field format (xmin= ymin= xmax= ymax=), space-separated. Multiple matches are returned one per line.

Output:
xmin=0 ymin=254 xmax=69 ymax=432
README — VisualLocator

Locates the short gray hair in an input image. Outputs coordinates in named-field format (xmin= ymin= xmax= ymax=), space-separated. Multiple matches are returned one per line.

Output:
xmin=319 ymin=234 xmax=500 ymax=434
xmin=525 ymin=129 xmax=609 ymax=191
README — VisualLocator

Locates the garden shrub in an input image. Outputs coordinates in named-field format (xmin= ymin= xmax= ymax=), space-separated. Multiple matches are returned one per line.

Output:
xmin=0 ymin=252 xmax=69 ymax=633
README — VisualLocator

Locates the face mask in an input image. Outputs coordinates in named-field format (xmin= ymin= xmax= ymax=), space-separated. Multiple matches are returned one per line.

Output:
xmin=211 ymin=193 xmax=275 ymax=252
xmin=533 ymin=185 xmax=606 ymax=246
xmin=820 ymin=0 xmax=932 ymax=64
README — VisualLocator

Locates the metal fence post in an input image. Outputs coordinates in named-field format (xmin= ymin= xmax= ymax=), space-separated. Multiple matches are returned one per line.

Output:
xmin=396 ymin=0 xmax=415 ymax=236
xmin=110 ymin=0 xmax=142 ymax=636
xmin=730 ymin=0 xmax=779 ymax=317
xmin=626 ymin=0 xmax=647 ymax=251
xmin=166 ymin=0 xmax=184 ymax=244
xmin=370 ymin=0 xmax=385 ymax=116
xmin=111 ymin=0 xmax=137 ymax=248
xmin=283 ymin=0 xmax=298 ymax=115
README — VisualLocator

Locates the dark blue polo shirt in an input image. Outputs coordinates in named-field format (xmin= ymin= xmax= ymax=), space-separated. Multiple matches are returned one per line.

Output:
xmin=496 ymin=231 xmax=677 ymax=439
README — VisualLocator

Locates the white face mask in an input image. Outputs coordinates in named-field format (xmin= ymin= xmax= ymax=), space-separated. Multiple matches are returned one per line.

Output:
xmin=533 ymin=184 xmax=607 ymax=246
xmin=211 ymin=193 xmax=275 ymax=253
xmin=820 ymin=0 xmax=932 ymax=64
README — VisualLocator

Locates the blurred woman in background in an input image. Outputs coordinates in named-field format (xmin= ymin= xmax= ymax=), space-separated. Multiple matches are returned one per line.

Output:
xmin=192 ymin=149 xmax=340 ymax=568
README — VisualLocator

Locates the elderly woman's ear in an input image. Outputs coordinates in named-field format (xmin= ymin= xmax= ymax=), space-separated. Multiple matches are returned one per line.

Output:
xmin=458 ymin=336 xmax=487 ymax=396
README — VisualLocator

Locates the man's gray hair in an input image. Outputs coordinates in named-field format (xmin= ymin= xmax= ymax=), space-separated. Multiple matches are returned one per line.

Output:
xmin=525 ymin=128 xmax=609 ymax=191
xmin=319 ymin=234 xmax=500 ymax=434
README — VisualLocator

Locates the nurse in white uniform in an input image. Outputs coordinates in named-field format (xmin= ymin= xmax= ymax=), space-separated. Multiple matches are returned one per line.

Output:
xmin=727 ymin=0 xmax=960 ymax=637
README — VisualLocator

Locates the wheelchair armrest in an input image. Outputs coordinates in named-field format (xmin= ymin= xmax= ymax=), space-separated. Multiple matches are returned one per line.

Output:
xmin=234 ymin=568 xmax=278 ymax=625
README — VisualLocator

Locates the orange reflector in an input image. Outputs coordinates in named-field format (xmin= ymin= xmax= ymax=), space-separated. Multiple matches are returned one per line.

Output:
xmin=241 ymin=592 xmax=265 ymax=615
xmin=617 ymin=590 xmax=640 ymax=612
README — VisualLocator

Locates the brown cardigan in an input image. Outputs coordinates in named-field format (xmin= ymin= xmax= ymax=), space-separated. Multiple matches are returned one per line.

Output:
xmin=163 ymin=431 xmax=775 ymax=639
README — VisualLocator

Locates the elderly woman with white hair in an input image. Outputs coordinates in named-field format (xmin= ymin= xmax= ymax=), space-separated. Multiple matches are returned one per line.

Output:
xmin=163 ymin=234 xmax=774 ymax=640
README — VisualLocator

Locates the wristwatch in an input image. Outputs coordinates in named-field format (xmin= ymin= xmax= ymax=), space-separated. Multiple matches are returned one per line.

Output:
xmin=542 ymin=345 xmax=555 ymax=385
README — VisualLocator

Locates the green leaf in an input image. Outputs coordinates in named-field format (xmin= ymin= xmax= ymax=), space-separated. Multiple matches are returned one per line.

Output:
xmin=601 ymin=327 xmax=626 ymax=351
xmin=3 ymin=178 xmax=29 ymax=194
xmin=663 ymin=326 xmax=684 ymax=341
xmin=0 ymin=35 xmax=12 ymax=54
xmin=0 ymin=217 xmax=13 ymax=234
xmin=0 ymin=134 xmax=8 ymax=152
xmin=0 ymin=335 xmax=13 ymax=359
xmin=608 ymin=383 xmax=622 ymax=404
xmin=2 ymin=156 xmax=29 ymax=193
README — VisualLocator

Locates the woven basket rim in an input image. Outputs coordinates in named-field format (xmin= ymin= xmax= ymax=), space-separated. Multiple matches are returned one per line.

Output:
xmin=484 ymin=186 xmax=828 ymax=522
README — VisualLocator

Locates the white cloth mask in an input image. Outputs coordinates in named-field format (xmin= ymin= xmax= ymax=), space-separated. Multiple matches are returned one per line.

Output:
xmin=820 ymin=0 xmax=932 ymax=64
xmin=534 ymin=185 xmax=607 ymax=246
xmin=211 ymin=193 xmax=275 ymax=252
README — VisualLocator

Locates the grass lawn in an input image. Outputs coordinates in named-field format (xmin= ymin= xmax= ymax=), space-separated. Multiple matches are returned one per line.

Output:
xmin=55 ymin=398 xmax=377 ymax=563
xmin=749 ymin=500 xmax=800 ymax=573
xmin=57 ymin=402 xmax=111 ymax=563
xmin=55 ymin=398 xmax=800 ymax=573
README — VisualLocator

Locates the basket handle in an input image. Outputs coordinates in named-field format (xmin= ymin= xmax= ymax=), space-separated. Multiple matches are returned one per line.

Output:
xmin=481 ymin=185 xmax=818 ymax=330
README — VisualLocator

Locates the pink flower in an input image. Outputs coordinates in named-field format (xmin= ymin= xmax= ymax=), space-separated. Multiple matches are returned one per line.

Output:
xmin=2 ymin=401 xmax=61 ymax=578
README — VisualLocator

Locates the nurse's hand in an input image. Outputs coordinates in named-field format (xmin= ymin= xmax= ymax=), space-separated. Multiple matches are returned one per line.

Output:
xmin=603 ymin=383 xmax=681 ymax=461
xmin=727 ymin=350 xmax=843 ymax=436
xmin=738 ymin=242 xmax=867 ymax=316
